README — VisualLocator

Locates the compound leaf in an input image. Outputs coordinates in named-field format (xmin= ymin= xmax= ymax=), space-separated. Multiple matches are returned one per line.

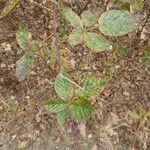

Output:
xmin=57 ymin=109 xmax=68 ymax=125
xmin=62 ymin=8 xmax=83 ymax=28
xmin=54 ymin=71 xmax=73 ymax=100
xmin=68 ymin=29 xmax=83 ymax=47
xmin=16 ymin=54 xmax=33 ymax=81
xmin=45 ymin=99 xmax=68 ymax=113
xmin=81 ymin=10 xmax=98 ymax=27
xmin=0 ymin=0 xmax=20 ymax=19
xmin=70 ymin=98 xmax=94 ymax=122
xmin=98 ymin=10 xmax=138 ymax=36
xmin=84 ymin=32 xmax=111 ymax=52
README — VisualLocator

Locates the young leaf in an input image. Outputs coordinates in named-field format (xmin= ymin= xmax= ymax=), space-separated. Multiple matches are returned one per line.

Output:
xmin=114 ymin=46 xmax=128 ymax=58
xmin=98 ymin=10 xmax=138 ymax=36
xmin=0 ymin=0 xmax=20 ymax=19
xmin=16 ymin=25 xmax=32 ymax=50
xmin=81 ymin=10 xmax=98 ymax=27
xmin=70 ymin=98 xmax=94 ymax=122
xmin=68 ymin=29 xmax=83 ymax=47
xmin=134 ymin=0 xmax=143 ymax=10
xmin=121 ymin=2 xmax=130 ymax=11
xmin=62 ymin=8 xmax=83 ymax=28
xmin=57 ymin=109 xmax=68 ymax=125
xmin=54 ymin=71 xmax=73 ymax=100
xmin=16 ymin=54 xmax=33 ymax=81
xmin=98 ymin=75 xmax=108 ymax=88
xmin=45 ymin=99 xmax=68 ymax=113
xmin=140 ymin=50 xmax=150 ymax=66
xmin=84 ymin=32 xmax=111 ymax=52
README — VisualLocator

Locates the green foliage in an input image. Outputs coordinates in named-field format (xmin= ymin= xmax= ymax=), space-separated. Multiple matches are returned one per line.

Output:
xmin=134 ymin=0 xmax=143 ymax=10
xmin=68 ymin=29 xmax=83 ymax=47
xmin=16 ymin=25 xmax=32 ymax=50
xmin=114 ymin=46 xmax=128 ymax=58
xmin=98 ymin=10 xmax=137 ymax=36
xmin=140 ymin=50 xmax=150 ymax=66
xmin=83 ymin=32 xmax=111 ymax=52
xmin=16 ymin=54 xmax=33 ymax=81
xmin=0 ymin=0 xmax=20 ymax=19
xmin=57 ymin=109 xmax=68 ymax=125
xmin=54 ymin=71 xmax=74 ymax=100
xmin=70 ymin=98 xmax=94 ymax=122
xmin=16 ymin=25 xmax=38 ymax=81
xmin=62 ymin=8 xmax=83 ymax=28
xmin=81 ymin=10 xmax=98 ymax=27
xmin=63 ymin=8 xmax=137 ymax=52
xmin=121 ymin=2 xmax=130 ymax=11
xmin=76 ymin=75 xmax=99 ymax=98
xmin=130 ymin=110 xmax=149 ymax=121
xmin=46 ymin=99 xmax=68 ymax=112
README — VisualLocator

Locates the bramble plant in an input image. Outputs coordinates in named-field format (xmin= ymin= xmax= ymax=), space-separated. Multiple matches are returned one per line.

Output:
xmin=45 ymin=63 xmax=116 ymax=124
xmin=0 ymin=0 xmax=142 ymax=125
xmin=62 ymin=8 xmax=138 ymax=52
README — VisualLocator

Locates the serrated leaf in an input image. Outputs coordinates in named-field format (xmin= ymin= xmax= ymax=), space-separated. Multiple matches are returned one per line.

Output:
xmin=62 ymin=8 xmax=83 ymax=28
xmin=98 ymin=10 xmax=138 ymax=36
xmin=76 ymin=75 xmax=99 ymax=98
xmin=16 ymin=54 xmax=33 ymax=81
xmin=84 ymin=32 xmax=111 ymax=52
xmin=16 ymin=25 xmax=32 ymax=50
xmin=54 ymin=71 xmax=73 ymax=100
xmin=45 ymin=99 xmax=68 ymax=113
xmin=70 ymin=98 xmax=94 ymax=122
xmin=0 ymin=0 xmax=20 ymax=19
xmin=68 ymin=29 xmax=83 ymax=47
xmin=57 ymin=109 xmax=68 ymax=125
xmin=81 ymin=10 xmax=98 ymax=27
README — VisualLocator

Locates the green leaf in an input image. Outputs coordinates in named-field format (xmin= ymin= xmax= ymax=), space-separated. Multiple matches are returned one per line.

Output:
xmin=16 ymin=25 xmax=32 ymax=50
xmin=98 ymin=10 xmax=138 ymax=36
xmin=0 ymin=0 xmax=20 ymax=19
xmin=81 ymin=10 xmax=98 ymax=27
xmin=98 ymin=75 xmax=108 ymax=88
xmin=134 ymin=0 xmax=143 ymax=10
xmin=114 ymin=46 xmax=128 ymax=57
xmin=121 ymin=2 xmax=130 ymax=11
xmin=57 ymin=109 xmax=68 ymax=125
xmin=68 ymin=29 xmax=83 ymax=47
xmin=84 ymin=32 xmax=111 ymax=52
xmin=70 ymin=98 xmax=94 ymax=122
xmin=140 ymin=50 xmax=150 ymax=66
xmin=16 ymin=54 xmax=33 ymax=81
xmin=62 ymin=8 xmax=83 ymax=28
xmin=45 ymin=99 xmax=68 ymax=113
xmin=54 ymin=71 xmax=73 ymax=100
xmin=130 ymin=112 xmax=140 ymax=121
xmin=76 ymin=75 xmax=99 ymax=98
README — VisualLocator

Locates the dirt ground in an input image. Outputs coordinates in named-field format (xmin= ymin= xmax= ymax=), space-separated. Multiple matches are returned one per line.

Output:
xmin=0 ymin=0 xmax=150 ymax=150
